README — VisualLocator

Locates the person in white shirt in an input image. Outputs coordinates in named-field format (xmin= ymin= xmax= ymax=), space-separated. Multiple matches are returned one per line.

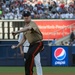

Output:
xmin=65 ymin=12 xmax=73 ymax=19
xmin=18 ymin=32 xmax=43 ymax=75
xmin=4 ymin=11 xmax=9 ymax=19
xmin=60 ymin=12 xmax=66 ymax=19
xmin=9 ymin=11 xmax=14 ymax=19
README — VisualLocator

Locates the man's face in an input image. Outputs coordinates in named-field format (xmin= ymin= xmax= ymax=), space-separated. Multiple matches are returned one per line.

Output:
xmin=24 ymin=16 xmax=31 ymax=23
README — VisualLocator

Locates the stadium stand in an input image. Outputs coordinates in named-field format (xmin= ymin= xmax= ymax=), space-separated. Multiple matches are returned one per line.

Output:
xmin=0 ymin=0 xmax=75 ymax=19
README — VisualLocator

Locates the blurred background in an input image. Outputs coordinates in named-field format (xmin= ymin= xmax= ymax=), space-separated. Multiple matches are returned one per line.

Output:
xmin=0 ymin=0 xmax=75 ymax=67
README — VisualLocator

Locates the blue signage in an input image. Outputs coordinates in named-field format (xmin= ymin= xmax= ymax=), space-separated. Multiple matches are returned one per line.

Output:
xmin=52 ymin=46 xmax=69 ymax=66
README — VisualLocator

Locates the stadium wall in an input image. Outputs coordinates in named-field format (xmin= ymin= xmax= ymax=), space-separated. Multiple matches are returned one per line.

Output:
xmin=0 ymin=41 xmax=75 ymax=66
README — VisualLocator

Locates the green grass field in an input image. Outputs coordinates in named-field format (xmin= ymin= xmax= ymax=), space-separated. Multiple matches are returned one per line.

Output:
xmin=0 ymin=67 xmax=75 ymax=74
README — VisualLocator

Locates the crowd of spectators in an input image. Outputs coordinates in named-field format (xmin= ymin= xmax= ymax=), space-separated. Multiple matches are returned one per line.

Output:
xmin=0 ymin=0 xmax=75 ymax=19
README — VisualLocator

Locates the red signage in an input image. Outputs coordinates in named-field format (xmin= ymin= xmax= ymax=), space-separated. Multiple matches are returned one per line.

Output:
xmin=33 ymin=20 xmax=75 ymax=40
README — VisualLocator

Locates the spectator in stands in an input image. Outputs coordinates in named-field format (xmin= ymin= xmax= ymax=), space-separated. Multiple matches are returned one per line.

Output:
xmin=65 ymin=11 xmax=73 ymax=19
xmin=70 ymin=30 xmax=75 ymax=42
xmin=73 ymin=11 xmax=75 ymax=19
xmin=72 ymin=42 xmax=75 ymax=46
xmin=0 ymin=0 xmax=75 ymax=19
xmin=64 ymin=41 xmax=69 ymax=46
xmin=51 ymin=38 xmax=56 ymax=46
xmin=8 ymin=11 xmax=14 ymax=19
xmin=49 ymin=1 xmax=57 ymax=13
xmin=60 ymin=41 xmax=64 ymax=46
xmin=72 ymin=37 xmax=75 ymax=46
xmin=69 ymin=40 xmax=73 ymax=46
xmin=4 ymin=11 xmax=9 ymax=19
xmin=68 ymin=2 xmax=74 ymax=13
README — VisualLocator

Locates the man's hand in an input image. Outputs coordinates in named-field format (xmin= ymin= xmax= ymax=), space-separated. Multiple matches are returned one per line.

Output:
xmin=11 ymin=45 xmax=17 ymax=49
xmin=12 ymin=31 xmax=17 ymax=36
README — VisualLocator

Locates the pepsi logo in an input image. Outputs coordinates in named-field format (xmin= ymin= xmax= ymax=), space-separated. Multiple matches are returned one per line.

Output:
xmin=54 ymin=47 xmax=66 ymax=60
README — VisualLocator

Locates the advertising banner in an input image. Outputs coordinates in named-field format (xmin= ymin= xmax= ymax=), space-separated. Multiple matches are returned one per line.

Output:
xmin=51 ymin=46 xmax=69 ymax=66
xmin=34 ymin=20 xmax=75 ymax=40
